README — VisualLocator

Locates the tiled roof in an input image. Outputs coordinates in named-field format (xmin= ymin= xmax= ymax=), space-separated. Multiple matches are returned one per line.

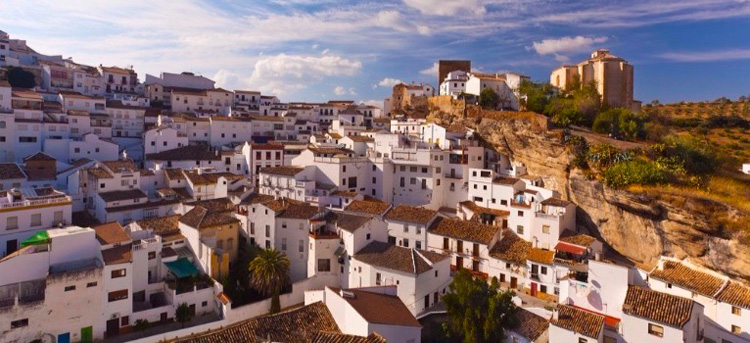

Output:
xmin=185 ymin=198 xmax=233 ymax=213
xmin=101 ymin=159 xmax=138 ymax=173
xmin=88 ymin=167 xmax=114 ymax=179
xmin=716 ymin=282 xmax=750 ymax=310
xmin=164 ymin=168 xmax=185 ymax=180
xmin=649 ymin=261 xmax=725 ymax=297
xmin=184 ymin=171 xmax=243 ymax=185
xmin=93 ymin=221 xmax=131 ymax=245
xmin=559 ymin=230 xmax=597 ymax=247
xmin=527 ymin=248 xmax=555 ymax=265
xmin=309 ymin=147 xmax=353 ymax=155
xmin=384 ymin=205 xmax=438 ymax=225
xmin=489 ymin=231 xmax=531 ymax=264
xmin=259 ymin=166 xmax=304 ymax=176
xmin=329 ymin=212 xmax=373 ymax=233
xmin=332 ymin=190 xmax=359 ymax=198
xmin=0 ymin=163 xmax=26 ymax=180
xmin=278 ymin=203 xmax=320 ymax=220
xmin=353 ymin=241 xmax=447 ymax=275
xmin=23 ymin=151 xmax=56 ymax=162
xmin=98 ymin=189 xmax=147 ymax=202
xmin=428 ymin=217 xmax=498 ymax=245
xmin=550 ymin=305 xmax=604 ymax=339
xmin=101 ymin=244 xmax=132 ymax=265
xmin=179 ymin=206 xmax=239 ymax=229
xmin=623 ymin=286 xmax=694 ymax=328
xmin=510 ymin=308 xmax=549 ymax=341
xmin=173 ymin=302 xmax=342 ymax=343
xmin=310 ymin=332 xmax=385 ymax=343
xmin=345 ymin=200 xmax=391 ymax=216
xmin=146 ymin=145 xmax=221 ymax=161
xmin=136 ymin=215 xmax=182 ymax=238
xmin=458 ymin=201 xmax=510 ymax=218
xmin=239 ymin=193 xmax=275 ymax=205
xmin=541 ymin=197 xmax=572 ymax=207
xmin=250 ymin=143 xmax=284 ymax=150
xmin=345 ymin=135 xmax=374 ymax=142
xmin=493 ymin=177 xmax=521 ymax=185
xmin=331 ymin=288 xmax=421 ymax=327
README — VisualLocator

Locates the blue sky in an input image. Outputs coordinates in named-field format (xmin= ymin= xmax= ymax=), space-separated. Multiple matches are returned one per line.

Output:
xmin=1 ymin=0 xmax=750 ymax=106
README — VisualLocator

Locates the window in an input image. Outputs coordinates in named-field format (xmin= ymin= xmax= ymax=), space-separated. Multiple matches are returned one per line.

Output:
xmin=108 ymin=289 xmax=128 ymax=302
xmin=31 ymin=214 xmax=42 ymax=227
xmin=11 ymin=319 xmax=28 ymax=329
xmin=121 ymin=316 xmax=129 ymax=326
xmin=86 ymin=282 xmax=98 ymax=288
xmin=376 ymin=272 xmax=382 ymax=285
xmin=403 ymin=224 xmax=409 ymax=233
xmin=6 ymin=216 xmax=18 ymax=230
xmin=265 ymin=225 xmax=270 ymax=237
xmin=541 ymin=266 xmax=548 ymax=275
xmin=148 ymin=251 xmax=156 ymax=260
xmin=64 ymin=285 xmax=76 ymax=292
xmin=202 ymin=301 xmax=208 ymax=307
xmin=732 ymin=325 xmax=742 ymax=334
xmin=542 ymin=225 xmax=550 ymax=234
xmin=403 ymin=238 xmax=409 ymax=247
xmin=281 ymin=238 xmax=287 ymax=251
xmin=318 ymin=259 xmax=331 ymax=272
xmin=111 ymin=269 xmax=127 ymax=278
xmin=732 ymin=306 xmax=742 ymax=315
xmin=299 ymin=240 xmax=304 ymax=253
xmin=422 ymin=179 xmax=427 ymax=189
xmin=518 ymin=211 xmax=523 ymax=217
xmin=648 ymin=323 xmax=664 ymax=337
xmin=578 ymin=339 xmax=587 ymax=343
xmin=366 ymin=233 xmax=371 ymax=240
xmin=410 ymin=177 xmax=416 ymax=185
xmin=400 ymin=177 xmax=405 ymax=187
xmin=516 ymin=225 xmax=524 ymax=235
xmin=416 ymin=241 xmax=422 ymax=249
xmin=443 ymin=237 xmax=449 ymax=250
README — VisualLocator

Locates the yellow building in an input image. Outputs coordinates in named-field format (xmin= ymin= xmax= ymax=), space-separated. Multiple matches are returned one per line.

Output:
xmin=550 ymin=49 xmax=640 ymax=112
xmin=178 ymin=205 xmax=239 ymax=280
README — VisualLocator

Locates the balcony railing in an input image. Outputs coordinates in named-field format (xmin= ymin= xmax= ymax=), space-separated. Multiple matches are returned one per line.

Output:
xmin=0 ymin=196 xmax=71 ymax=209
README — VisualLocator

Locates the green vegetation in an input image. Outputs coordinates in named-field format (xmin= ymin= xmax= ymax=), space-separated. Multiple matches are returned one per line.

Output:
xmin=441 ymin=270 xmax=518 ymax=343
xmin=133 ymin=319 xmax=151 ymax=332
xmin=248 ymin=247 xmax=291 ymax=314
xmin=479 ymin=88 xmax=499 ymax=110
xmin=592 ymin=108 xmax=646 ymax=140
xmin=603 ymin=159 xmax=668 ymax=188
xmin=176 ymin=303 xmax=194 ymax=328
xmin=6 ymin=66 xmax=36 ymax=88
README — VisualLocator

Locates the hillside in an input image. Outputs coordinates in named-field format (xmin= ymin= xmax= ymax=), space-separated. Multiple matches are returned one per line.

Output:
xmin=427 ymin=98 xmax=750 ymax=281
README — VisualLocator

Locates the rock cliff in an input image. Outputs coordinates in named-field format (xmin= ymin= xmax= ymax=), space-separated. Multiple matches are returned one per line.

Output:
xmin=431 ymin=109 xmax=750 ymax=281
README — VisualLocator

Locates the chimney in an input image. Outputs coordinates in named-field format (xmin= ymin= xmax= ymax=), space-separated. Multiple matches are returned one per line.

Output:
xmin=594 ymin=252 xmax=601 ymax=261
xmin=552 ymin=308 xmax=559 ymax=321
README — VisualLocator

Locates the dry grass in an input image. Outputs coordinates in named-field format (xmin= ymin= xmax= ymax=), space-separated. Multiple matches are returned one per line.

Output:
xmin=645 ymin=102 xmax=750 ymax=119
xmin=628 ymin=175 xmax=750 ymax=214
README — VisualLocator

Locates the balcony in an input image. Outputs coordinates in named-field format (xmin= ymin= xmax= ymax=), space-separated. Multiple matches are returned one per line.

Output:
xmin=535 ymin=212 xmax=559 ymax=219
xmin=132 ymin=236 xmax=161 ymax=251
xmin=0 ymin=195 xmax=71 ymax=210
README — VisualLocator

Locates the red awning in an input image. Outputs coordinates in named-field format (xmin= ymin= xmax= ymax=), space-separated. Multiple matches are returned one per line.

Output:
xmin=555 ymin=241 xmax=587 ymax=255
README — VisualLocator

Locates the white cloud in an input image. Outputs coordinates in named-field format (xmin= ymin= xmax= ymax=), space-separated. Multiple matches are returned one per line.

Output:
xmin=374 ymin=10 xmax=430 ymax=35
xmin=403 ymin=0 xmax=486 ymax=16
xmin=312 ymin=44 xmax=319 ymax=49
xmin=377 ymin=78 xmax=404 ymax=88
xmin=659 ymin=49 xmax=750 ymax=62
xmin=420 ymin=62 xmax=439 ymax=76
xmin=532 ymin=36 xmax=609 ymax=55
xmin=334 ymin=86 xmax=357 ymax=95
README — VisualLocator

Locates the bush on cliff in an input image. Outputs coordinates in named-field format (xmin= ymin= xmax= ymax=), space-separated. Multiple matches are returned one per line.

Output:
xmin=603 ymin=159 xmax=669 ymax=188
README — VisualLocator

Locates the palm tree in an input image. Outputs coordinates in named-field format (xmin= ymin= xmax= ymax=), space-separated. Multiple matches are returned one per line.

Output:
xmin=248 ymin=248 xmax=290 ymax=313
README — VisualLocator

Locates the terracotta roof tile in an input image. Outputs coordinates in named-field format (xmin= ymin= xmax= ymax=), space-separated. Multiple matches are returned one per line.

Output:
xmin=716 ymin=282 xmax=750 ymax=310
xmin=331 ymin=288 xmax=421 ymax=327
xmin=428 ymin=217 xmax=499 ymax=245
xmin=93 ymin=221 xmax=131 ymax=245
xmin=239 ymin=193 xmax=275 ymax=205
xmin=0 ymin=163 xmax=26 ymax=180
xmin=623 ymin=286 xmax=695 ymax=328
xmin=88 ymin=167 xmax=114 ymax=179
xmin=384 ymin=205 xmax=438 ymax=225
xmin=493 ymin=177 xmax=521 ymax=185
xmin=458 ymin=201 xmax=510 ymax=218
xmin=329 ymin=212 xmax=373 ymax=233
xmin=136 ymin=215 xmax=182 ymax=238
xmin=550 ymin=305 xmax=604 ymax=339
xmin=649 ymin=261 xmax=725 ymax=297
xmin=164 ymin=168 xmax=186 ymax=180
xmin=174 ymin=302 xmax=342 ymax=343
xmin=185 ymin=198 xmax=233 ymax=213
xmin=354 ymin=241 xmax=447 ymax=275
xmin=541 ymin=198 xmax=572 ymax=207
xmin=559 ymin=230 xmax=597 ymax=247
xmin=98 ymin=189 xmax=147 ymax=202
xmin=489 ymin=231 xmax=531 ymax=264
xmin=146 ymin=145 xmax=221 ymax=161
xmin=179 ymin=206 xmax=239 ymax=230
xmin=510 ymin=308 xmax=549 ymax=341
xmin=259 ymin=166 xmax=304 ymax=176
xmin=346 ymin=200 xmax=391 ymax=216
xmin=101 ymin=244 xmax=132 ymax=265
xmin=101 ymin=159 xmax=138 ymax=173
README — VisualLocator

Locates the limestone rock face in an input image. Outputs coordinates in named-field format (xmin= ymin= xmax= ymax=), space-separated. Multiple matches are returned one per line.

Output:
xmin=441 ymin=111 xmax=750 ymax=280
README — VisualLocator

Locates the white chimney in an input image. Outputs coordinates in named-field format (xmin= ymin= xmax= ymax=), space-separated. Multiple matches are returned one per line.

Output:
xmin=552 ymin=308 xmax=559 ymax=321
xmin=594 ymin=252 xmax=601 ymax=261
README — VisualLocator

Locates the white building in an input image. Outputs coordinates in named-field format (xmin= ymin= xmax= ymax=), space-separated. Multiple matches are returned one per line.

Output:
xmin=549 ymin=304 xmax=605 ymax=343
xmin=350 ymin=241 xmax=451 ymax=315
xmin=439 ymin=70 xmax=468 ymax=98
xmin=621 ymin=286 xmax=704 ymax=343
xmin=0 ymin=187 xmax=71 ymax=257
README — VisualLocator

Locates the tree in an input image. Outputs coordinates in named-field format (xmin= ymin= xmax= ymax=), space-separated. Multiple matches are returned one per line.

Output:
xmin=442 ymin=270 xmax=518 ymax=343
xmin=133 ymin=319 xmax=151 ymax=332
xmin=479 ymin=87 xmax=500 ymax=110
xmin=592 ymin=108 xmax=645 ymax=140
xmin=518 ymin=80 xmax=553 ymax=113
xmin=6 ymin=67 xmax=36 ymax=88
xmin=175 ymin=302 xmax=194 ymax=328
xmin=248 ymin=248 xmax=290 ymax=313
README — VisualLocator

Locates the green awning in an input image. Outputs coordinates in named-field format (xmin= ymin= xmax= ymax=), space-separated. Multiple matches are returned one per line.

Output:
xmin=21 ymin=231 xmax=50 ymax=246
xmin=164 ymin=258 xmax=200 ymax=278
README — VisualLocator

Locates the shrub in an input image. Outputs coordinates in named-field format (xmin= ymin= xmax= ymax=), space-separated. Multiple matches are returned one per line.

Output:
xmin=592 ymin=108 xmax=645 ymax=139
xmin=603 ymin=159 xmax=669 ymax=188
xmin=479 ymin=88 xmax=500 ymax=110
xmin=134 ymin=319 xmax=150 ymax=332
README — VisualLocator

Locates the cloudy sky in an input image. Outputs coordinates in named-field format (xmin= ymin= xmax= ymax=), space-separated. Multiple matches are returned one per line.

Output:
xmin=2 ymin=0 xmax=750 ymax=105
